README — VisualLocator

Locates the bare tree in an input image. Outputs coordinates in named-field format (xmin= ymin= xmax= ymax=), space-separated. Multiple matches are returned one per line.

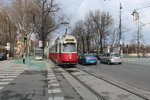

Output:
xmin=90 ymin=10 xmax=113 ymax=53
xmin=32 ymin=0 xmax=63 ymax=56
xmin=71 ymin=20 xmax=86 ymax=53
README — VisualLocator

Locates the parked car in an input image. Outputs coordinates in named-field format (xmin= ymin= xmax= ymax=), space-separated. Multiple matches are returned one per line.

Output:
xmin=100 ymin=53 xmax=123 ymax=65
xmin=78 ymin=54 xmax=98 ymax=65
xmin=0 ymin=52 xmax=7 ymax=60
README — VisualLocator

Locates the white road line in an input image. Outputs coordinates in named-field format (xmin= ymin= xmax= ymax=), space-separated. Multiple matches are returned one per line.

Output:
xmin=0 ymin=82 xmax=9 ymax=85
xmin=0 ymin=78 xmax=14 ymax=81
xmin=52 ymin=88 xmax=61 ymax=93
xmin=48 ymin=90 xmax=52 ymax=94
xmin=47 ymin=75 xmax=55 ymax=78
xmin=53 ymin=96 xmax=64 ymax=100
xmin=48 ymin=80 xmax=58 ymax=83
xmin=48 ymin=77 xmax=56 ymax=80
xmin=10 ymin=74 xmax=20 ymax=76
xmin=0 ymin=76 xmax=5 ymax=78
xmin=0 ymin=87 xmax=3 ymax=90
xmin=48 ymin=85 xmax=51 ymax=88
xmin=5 ymin=76 xmax=17 ymax=78
xmin=0 ymin=74 xmax=10 ymax=76
xmin=48 ymin=73 xmax=55 ymax=76
xmin=51 ymin=83 xmax=59 ymax=87
xmin=48 ymin=97 xmax=53 ymax=100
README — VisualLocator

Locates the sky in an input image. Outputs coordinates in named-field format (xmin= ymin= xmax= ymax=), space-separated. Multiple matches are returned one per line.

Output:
xmin=1 ymin=0 xmax=150 ymax=45
xmin=57 ymin=0 xmax=150 ymax=45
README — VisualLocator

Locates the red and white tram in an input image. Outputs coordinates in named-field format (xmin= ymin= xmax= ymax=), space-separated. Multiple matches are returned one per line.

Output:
xmin=49 ymin=35 xmax=78 ymax=65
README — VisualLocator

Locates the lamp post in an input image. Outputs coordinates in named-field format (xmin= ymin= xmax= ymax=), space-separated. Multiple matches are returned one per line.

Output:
xmin=119 ymin=3 xmax=123 ymax=56
xmin=131 ymin=10 xmax=140 ymax=57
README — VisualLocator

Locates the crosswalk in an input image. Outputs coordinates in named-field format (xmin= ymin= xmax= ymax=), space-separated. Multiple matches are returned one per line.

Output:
xmin=0 ymin=69 xmax=25 ymax=90
xmin=47 ymin=68 xmax=64 ymax=100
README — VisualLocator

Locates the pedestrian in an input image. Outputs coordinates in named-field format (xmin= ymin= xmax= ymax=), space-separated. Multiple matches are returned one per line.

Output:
xmin=22 ymin=53 xmax=26 ymax=64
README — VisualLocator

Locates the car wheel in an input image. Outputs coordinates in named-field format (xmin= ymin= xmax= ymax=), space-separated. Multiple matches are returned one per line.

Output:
xmin=107 ymin=60 xmax=111 ymax=65
xmin=118 ymin=62 xmax=122 ymax=65
xmin=94 ymin=63 xmax=97 ymax=65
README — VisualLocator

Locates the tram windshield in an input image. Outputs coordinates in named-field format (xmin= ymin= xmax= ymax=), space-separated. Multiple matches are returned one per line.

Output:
xmin=63 ymin=43 xmax=77 ymax=52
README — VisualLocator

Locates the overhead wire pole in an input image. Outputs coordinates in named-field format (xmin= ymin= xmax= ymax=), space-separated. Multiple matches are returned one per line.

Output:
xmin=131 ymin=5 xmax=150 ymax=57
xmin=119 ymin=2 xmax=123 ymax=56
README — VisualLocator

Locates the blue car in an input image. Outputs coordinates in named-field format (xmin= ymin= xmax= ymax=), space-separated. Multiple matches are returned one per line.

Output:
xmin=78 ymin=54 xmax=98 ymax=65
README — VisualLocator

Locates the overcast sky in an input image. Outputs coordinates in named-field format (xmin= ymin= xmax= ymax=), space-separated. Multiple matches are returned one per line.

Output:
xmin=57 ymin=0 xmax=150 ymax=45
xmin=1 ymin=0 xmax=150 ymax=44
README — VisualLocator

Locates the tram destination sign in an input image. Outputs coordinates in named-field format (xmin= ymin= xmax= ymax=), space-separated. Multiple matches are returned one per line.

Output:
xmin=65 ymin=39 xmax=74 ymax=41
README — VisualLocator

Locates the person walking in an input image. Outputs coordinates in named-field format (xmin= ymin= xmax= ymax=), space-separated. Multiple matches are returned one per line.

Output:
xmin=22 ymin=53 xmax=26 ymax=64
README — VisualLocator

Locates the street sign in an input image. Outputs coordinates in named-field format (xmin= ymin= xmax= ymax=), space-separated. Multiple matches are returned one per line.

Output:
xmin=7 ymin=42 xmax=10 ymax=46
xmin=39 ymin=41 xmax=43 ymax=47
xmin=5 ymin=45 xmax=10 ymax=50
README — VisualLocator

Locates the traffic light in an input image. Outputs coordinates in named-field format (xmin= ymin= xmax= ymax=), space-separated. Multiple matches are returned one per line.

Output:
xmin=24 ymin=37 xmax=27 ymax=44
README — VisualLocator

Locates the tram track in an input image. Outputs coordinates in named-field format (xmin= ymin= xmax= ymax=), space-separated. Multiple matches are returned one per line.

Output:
xmin=76 ymin=66 xmax=150 ymax=100
xmin=64 ymin=68 xmax=105 ymax=100
xmin=52 ymin=61 xmax=150 ymax=100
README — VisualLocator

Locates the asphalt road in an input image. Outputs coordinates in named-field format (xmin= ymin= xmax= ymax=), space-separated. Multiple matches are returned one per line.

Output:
xmin=0 ymin=69 xmax=48 ymax=100
xmin=0 ymin=60 xmax=82 ymax=100
xmin=77 ymin=61 xmax=150 ymax=93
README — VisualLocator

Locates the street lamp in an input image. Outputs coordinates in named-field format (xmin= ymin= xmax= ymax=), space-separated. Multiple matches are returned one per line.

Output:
xmin=131 ymin=10 xmax=140 ymax=57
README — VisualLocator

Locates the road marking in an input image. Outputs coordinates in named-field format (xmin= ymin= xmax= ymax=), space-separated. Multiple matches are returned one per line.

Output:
xmin=48 ymin=76 xmax=56 ymax=80
xmin=48 ymin=89 xmax=52 ymax=94
xmin=48 ymin=80 xmax=58 ymax=83
xmin=10 ymin=74 xmax=20 ymax=76
xmin=5 ymin=76 xmax=17 ymax=78
xmin=48 ymin=75 xmax=55 ymax=77
xmin=0 ymin=82 xmax=9 ymax=85
xmin=53 ymin=96 xmax=64 ymax=100
xmin=1 ymin=78 xmax=14 ymax=81
xmin=48 ymin=97 xmax=53 ymax=100
xmin=51 ymin=83 xmax=59 ymax=87
xmin=0 ymin=87 xmax=3 ymax=90
xmin=48 ymin=85 xmax=51 ymax=88
xmin=0 ymin=76 xmax=5 ymax=78
xmin=52 ymin=88 xmax=61 ymax=93
xmin=0 ymin=74 xmax=10 ymax=76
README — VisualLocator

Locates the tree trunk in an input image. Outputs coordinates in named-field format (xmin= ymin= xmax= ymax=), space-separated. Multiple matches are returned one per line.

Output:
xmin=81 ymin=37 xmax=85 ymax=53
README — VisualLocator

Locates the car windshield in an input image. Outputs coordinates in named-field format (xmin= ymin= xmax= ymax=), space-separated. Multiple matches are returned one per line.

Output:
xmin=63 ymin=43 xmax=77 ymax=52
xmin=111 ymin=54 xmax=121 ymax=57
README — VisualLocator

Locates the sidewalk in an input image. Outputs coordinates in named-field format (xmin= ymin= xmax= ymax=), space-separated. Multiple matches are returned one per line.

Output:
xmin=123 ymin=58 xmax=150 ymax=66
xmin=11 ymin=56 xmax=47 ymax=69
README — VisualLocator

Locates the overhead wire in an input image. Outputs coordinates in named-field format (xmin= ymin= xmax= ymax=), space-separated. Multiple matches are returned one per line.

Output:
xmin=135 ymin=5 xmax=150 ymax=10
xmin=68 ymin=0 xmax=84 ymax=20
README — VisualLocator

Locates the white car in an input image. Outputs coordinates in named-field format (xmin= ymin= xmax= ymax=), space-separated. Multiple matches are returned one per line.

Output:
xmin=100 ymin=53 xmax=123 ymax=65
